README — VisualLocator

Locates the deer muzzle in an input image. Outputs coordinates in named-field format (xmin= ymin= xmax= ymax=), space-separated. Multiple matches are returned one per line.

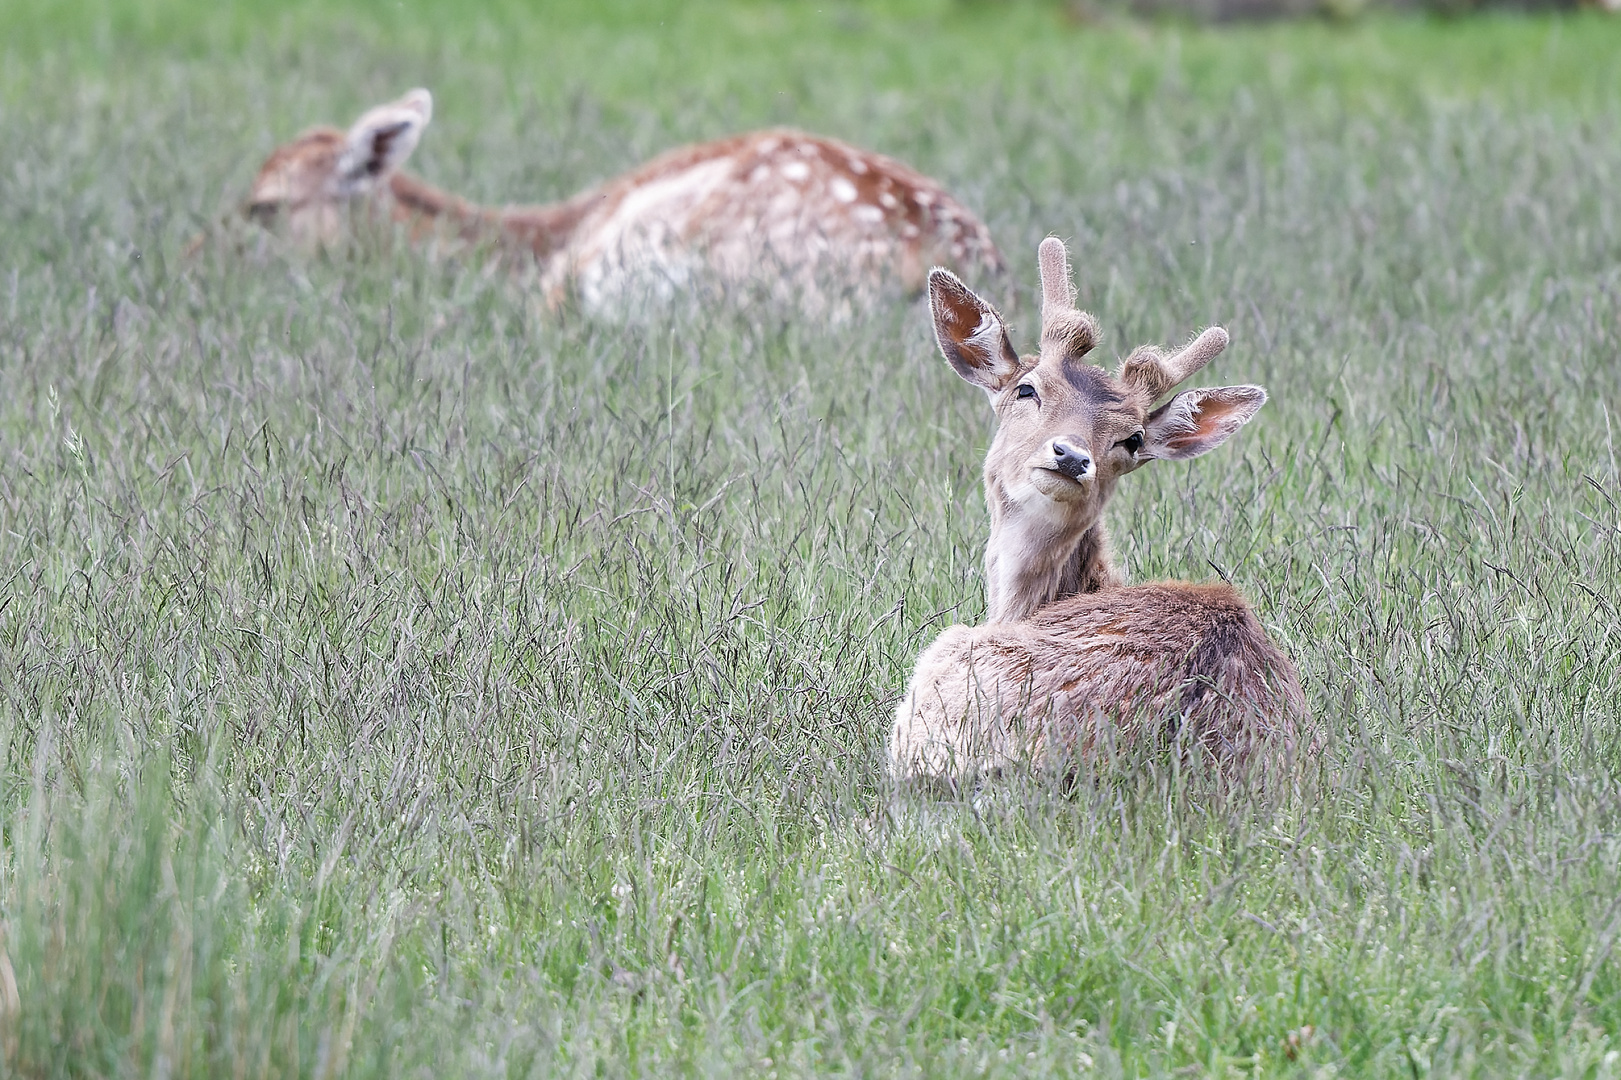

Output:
xmin=1045 ymin=438 xmax=1093 ymax=482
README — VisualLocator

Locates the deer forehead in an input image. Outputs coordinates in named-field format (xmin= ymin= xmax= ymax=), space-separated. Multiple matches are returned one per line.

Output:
xmin=999 ymin=359 xmax=1148 ymax=437
xmin=250 ymin=128 xmax=345 ymax=205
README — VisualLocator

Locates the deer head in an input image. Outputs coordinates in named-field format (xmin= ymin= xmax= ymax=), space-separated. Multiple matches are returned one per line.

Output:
xmin=930 ymin=236 xmax=1267 ymax=624
xmin=245 ymin=88 xmax=434 ymax=243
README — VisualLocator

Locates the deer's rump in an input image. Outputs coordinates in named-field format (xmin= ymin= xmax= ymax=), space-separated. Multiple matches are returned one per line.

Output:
xmin=890 ymin=582 xmax=1305 ymax=780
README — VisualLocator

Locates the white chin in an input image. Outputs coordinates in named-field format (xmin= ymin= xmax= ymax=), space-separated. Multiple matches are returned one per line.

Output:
xmin=1028 ymin=468 xmax=1086 ymax=502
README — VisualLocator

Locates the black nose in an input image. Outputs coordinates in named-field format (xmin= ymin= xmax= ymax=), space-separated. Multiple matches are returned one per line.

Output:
xmin=1051 ymin=439 xmax=1092 ymax=480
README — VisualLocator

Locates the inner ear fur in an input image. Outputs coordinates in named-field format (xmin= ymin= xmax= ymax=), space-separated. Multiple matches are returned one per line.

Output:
xmin=1142 ymin=385 xmax=1267 ymax=461
xmin=337 ymin=89 xmax=433 ymax=193
xmin=927 ymin=267 xmax=1021 ymax=393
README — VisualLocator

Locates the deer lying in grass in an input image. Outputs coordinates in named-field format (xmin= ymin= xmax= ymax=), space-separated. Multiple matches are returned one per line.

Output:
xmin=241 ymin=88 xmax=1003 ymax=314
xmin=889 ymin=238 xmax=1304 ymax=785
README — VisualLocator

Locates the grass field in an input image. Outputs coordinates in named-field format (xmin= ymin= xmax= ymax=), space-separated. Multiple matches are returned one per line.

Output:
xmin=4 ymin=1 xmax=1621 ymax=1075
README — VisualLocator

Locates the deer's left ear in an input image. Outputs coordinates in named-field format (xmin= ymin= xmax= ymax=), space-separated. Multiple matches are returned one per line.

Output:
xmin=1142 ymin=385 xmax=1267 ymax=460
xmin=335 ymin=88 xmax=433 ymax=195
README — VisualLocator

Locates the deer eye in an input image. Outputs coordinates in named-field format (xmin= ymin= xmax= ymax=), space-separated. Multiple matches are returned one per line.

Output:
xmin=1015 ymin=384 xmax=1037 ymax=400
xmin=1117 ymin=431 xmax=1144 ymax=454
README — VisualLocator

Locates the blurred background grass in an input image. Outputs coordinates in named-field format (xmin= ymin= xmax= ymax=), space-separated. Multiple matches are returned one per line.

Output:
xmin=5 ymin=0 xmax=1618 ymax=112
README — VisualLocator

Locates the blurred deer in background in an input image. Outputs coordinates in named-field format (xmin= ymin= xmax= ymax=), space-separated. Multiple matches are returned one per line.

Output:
xmin=238 ymin=88 xmax=1003 ymax=314
xmin=890 ymin=237 xmax=1304 ymax=785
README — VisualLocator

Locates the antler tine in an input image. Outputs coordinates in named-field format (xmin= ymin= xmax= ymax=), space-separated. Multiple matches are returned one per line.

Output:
xmin=1037 ymin=236 xmax=1075 ymax=317
xmin=1036 ymin=236 xmax=1099 ymax=361
xmin=1165 ymin=326 xmax=1228 ymax=384
xmin=1119 ymin=326 xmax=1229 ymax=400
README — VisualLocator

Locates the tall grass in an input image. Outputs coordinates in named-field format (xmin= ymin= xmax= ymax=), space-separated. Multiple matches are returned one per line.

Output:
xmin=2 ymin=3 xmax=1621 ymax=1075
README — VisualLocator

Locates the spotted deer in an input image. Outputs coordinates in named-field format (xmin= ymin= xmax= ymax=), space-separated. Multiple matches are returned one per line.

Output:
xmin=889 ymin=238 xmax=1304 ymax=784
xmin=240 ymin=88 xmax=1002 ymax=314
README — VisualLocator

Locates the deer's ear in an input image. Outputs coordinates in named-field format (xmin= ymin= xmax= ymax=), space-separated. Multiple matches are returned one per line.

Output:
xmin=928 ymin=268 xmax=1021 ymax=393
xmin=335 ymin=88 xmax=433 ymax=195
xmin=1142 ymin=385 xmax=1267 ymax=461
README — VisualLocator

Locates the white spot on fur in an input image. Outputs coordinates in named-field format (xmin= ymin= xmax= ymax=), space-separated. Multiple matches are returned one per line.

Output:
xmin=853 ymin=204 xmax=885 ymax=224
xmin=878 ymin=191 xmax=899 ymax=209
xmin=781 ymin=161 xmax=810 ymax=182
xmin=847 ymin=157 xmax=869 ymax=174
xmin=830 ymin=177 xmax=857 ymax=203
xmin=749 ymin=164 xmax=771 ymax=184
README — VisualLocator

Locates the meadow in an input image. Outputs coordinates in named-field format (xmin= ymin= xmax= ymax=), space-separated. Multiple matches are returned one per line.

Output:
xmin=3 ymin=1 xmax=1621 ymax=1074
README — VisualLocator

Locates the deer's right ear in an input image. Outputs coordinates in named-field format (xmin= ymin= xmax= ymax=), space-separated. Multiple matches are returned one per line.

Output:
xmin=928 ymin=268 xmax=1021 ymax=393
xmin=335 ymin=88 xmax=433 ymax=196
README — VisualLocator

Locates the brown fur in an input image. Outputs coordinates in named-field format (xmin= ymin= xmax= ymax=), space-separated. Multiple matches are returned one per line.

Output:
xmin=241 ymin=90 xmax=1003 ymax=314
xmin=892 ymin=583 xmax=1305 ymax=778
xmin=891 ymin=237 xmax=1304 ymax=783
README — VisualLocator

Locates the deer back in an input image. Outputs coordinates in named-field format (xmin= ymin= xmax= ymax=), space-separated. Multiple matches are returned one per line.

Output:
xmin=238 ymin=93 xmax=1002 ymax=315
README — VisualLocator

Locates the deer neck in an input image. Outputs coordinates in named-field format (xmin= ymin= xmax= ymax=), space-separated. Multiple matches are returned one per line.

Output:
xmin=386 ymin=172 xmax=591 ymax=262
xmin=982 ymin=489 xmax=1120 ymax=623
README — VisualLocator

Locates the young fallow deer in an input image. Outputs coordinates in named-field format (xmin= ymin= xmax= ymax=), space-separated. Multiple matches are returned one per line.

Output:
xmin=241 ymin=89 xmax=1003 ymax=314
xmin=889 ymin=238 xmax=1304 ymax=785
